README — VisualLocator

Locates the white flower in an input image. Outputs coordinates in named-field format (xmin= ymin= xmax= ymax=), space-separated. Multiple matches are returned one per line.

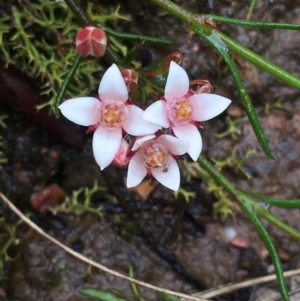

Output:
xmin=59 ymin=64 xmax=160 ymax=170
xmin=142 ymin=61 xmax=231 ymax=161
xmin=127 ymin=134 xmax=190 ymax=191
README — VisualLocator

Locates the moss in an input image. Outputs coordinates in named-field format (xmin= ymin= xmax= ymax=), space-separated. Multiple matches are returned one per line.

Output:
xmin=0 ymin=1 xmax=129 ymax=114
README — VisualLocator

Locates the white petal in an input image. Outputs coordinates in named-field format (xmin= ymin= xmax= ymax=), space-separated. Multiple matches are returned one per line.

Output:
xmin=152 ymin=155 xmax=180 ymax=191
xmin=127 ymin=153 xmax=147 ymax=188
xmin=123 ymin=105 xmax=161 ymax=136
xmin=189 ymin=93 xmax=231 ymax=122
xmin=173 ymin=124 xmax=202 ymax=161
xmin=131 ymin=135 xmax=156 ymax=151
xmin=59 ymin=97 xmax=100 ymax=126
xmin=142 ymin=101 xmax=170 ymax=128
xmin=98 ymin=64 xmax=128 ymax=103
xmin=165 ymin=61 xmax=189 ymax=101
xmin=157 ymin=134 xmax=189 ymax=155
xmin=92 ymin=126 xmax=122 ymax=170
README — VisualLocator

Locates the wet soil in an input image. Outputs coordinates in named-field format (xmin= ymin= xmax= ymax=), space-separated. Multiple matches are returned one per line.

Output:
xmin=1 ymin=0 xmax=300 ymax=301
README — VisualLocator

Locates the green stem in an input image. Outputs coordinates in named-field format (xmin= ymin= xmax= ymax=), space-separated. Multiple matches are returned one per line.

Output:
xmin=197 ymin=156 xmax=290 ymax=300
xmin=241 ymin=194 xmax=300 ymax=241
xmin=106 ymin=46 xmax=122 ymax=64
xmin=64 ymin=0 xmax=91 ymax=26
xmin=98 ymin=24 xmax=171 ymax=44
xmin=240 ymin=190 xmax=300 ymax=209
xmin=237 ymin=198 xmax=290 ymax=301
xmin=149 ymin=0 xmax=300 ymax=90
xmin=204 ymin=38 xmax=274 ymax=159
xmin=198 ymin=156 xmax=235 ymax=194
xmin=246 ymin=0 xmax=258 ymax=20
xmin=55 ymin=54 xmax=82 ymax=113
xmin=216 ymin=31 xmax=300 ymax=90
xmin=203 ymin=14 xmax=300 ymax=30
xmin=148 ymin=0 xmax=191 ymax=22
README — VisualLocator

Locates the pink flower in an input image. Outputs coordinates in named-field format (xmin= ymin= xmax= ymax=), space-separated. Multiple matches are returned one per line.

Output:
xmin=59 ymin=64 xmax=160 ymax=170
xmin=142 ymin=61 xmax=231 ymax=161
xmin=127 ymin=134 xmax=190 ymax=191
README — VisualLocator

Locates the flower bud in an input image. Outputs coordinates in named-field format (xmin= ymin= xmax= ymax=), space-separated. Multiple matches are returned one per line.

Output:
xmin=190 ymin=79 xmax=213 ymax=93
xmin=161 ymin=52 xmax=184 ymax=72
xmin=75 ymin=26 xmax=107 ymax=58
xmin=120 ymin=69 xmax=139 ymax=92
xmin=112 ymin=138 xmax=131 ymax=168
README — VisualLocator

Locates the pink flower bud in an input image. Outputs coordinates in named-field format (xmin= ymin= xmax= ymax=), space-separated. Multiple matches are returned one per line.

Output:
xmin=75 ymin=26 xmax=107 ymax=58
xmin=161 ymin=52 xmax=184 ymax=72
xmin=120 ymin=69 xmax=139 ymax=92
xmin=112 ymin=138 xmax=131 ymax=168
xmin=190 ymin=79 xmax=213 ymax=93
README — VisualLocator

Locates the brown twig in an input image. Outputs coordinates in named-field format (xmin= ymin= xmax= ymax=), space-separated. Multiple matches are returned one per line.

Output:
xmin=0 ymin=192 xmax=210 ymax=301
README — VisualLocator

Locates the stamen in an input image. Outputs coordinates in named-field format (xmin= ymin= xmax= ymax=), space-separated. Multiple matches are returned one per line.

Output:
xmin=167 ymin=98 xmax=193 ymax=126
xmin=99 ymin=101 xmax=127 ymax=129
xmin=141 ymin=142 xmax=168 ymax=169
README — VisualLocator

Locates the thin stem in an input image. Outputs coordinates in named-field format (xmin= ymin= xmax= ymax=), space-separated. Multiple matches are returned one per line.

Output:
xmin=246 ymin=0 xmax=258 ymax=20
xmin=237 ymin=198 xmax=290 ymax=301
xmin=197 ymin=156 xmax=290 ymax=300
xmin=98 ymin=24 xmax=171 ymax=44
xmin=216 ymin=31 xmax=300 ymax=90
xmin=149 ymin=0 xmax=300 ymax=90
xmin=55 ymin=54 xmax=81 ymax=113
xmin=239 ymin=190 xmax=300 ymax=209
xmin=201 ymin=36 xmax=274 ymax=159
xmin=0 ymin=193 xmax=210 ymax=301
xmin=203 ymin=15 xmax=300 ymax=30
xmin=64 ymin=0 xmax=91 ymax=26
xmin=147 ymin=0 xmax=191 ymax=22
xmin=106 ymin=46 xmax=122 ymax=64
xmin=241 ymin=194 xmax=300 ymax=241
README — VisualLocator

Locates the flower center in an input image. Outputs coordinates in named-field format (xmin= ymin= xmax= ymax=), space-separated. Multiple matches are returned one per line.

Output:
xmin=167 ymin=98 xmax=193 ymax=126
xmin=99 ymin=101 xmax=127 ymax=129
xmin=141 ymin=142 xmax=168 ymax=169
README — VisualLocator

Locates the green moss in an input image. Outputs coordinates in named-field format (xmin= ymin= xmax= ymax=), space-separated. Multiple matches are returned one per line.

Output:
xmin=52 ymin=181 xmax=106 ymax=219
xmin=0 ymin=1 xmax=130 ymax=114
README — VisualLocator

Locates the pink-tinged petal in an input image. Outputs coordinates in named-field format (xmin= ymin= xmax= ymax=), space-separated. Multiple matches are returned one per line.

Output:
xmin=142 ymin=101 xmax=170 ymax=128
xmin=165 ymin=61 xmax=189 ymax=101
xmin=189 ymin=93 xmax=231 ymax=122
xmin=123 ymin=105 xmax=161 ymax=136
xmin=152 ymin=155 xmax=180 ymax=191
xmin=127 ymin=153 xmax=147 ymax=188
xmin=59 ymin=97 xmax=101 ymax=126
xmin=157 ymin=135 xmax=189 ymax=155
xmin=98 ymin=64 xmax=128 ymax=103
xmin=173 ymin=124 xmax=202 ymax=161
xmin=131 ymin=135 xmax=156 ymax=151
xmin=92 ymin=126 xmax=122 ymax=170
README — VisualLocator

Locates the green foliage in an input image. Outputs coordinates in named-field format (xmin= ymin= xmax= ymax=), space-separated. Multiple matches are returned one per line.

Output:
xmin=0 ymin=1 xmax=129 ymax=114
xmin=52 ymin=182 xmax=106 ymax=218
xmin=0 ymin=216 xmax=23 ymax=272
xmin=213 ymin=115 xmax=247 ymax=140
xmin=174 ymin=187 xmax=195 ymax=203
xmin=183 ymin=161 xmax=237 ymax=219
xmin=212 ymin=148 xmax=255 ymax=180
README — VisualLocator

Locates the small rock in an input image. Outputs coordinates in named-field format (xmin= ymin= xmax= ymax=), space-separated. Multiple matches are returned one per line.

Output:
xmin=30 ymin=184 xmax=66 ymax=213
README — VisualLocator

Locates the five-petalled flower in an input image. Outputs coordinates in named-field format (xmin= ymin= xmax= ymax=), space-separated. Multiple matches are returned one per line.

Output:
xmin=142 ymin=61 xmax=231 ymax=161
xmin=127 ymin=134 xmax=190 ymax=191
xmin=59 ymin=64 xmax=160 ymax=170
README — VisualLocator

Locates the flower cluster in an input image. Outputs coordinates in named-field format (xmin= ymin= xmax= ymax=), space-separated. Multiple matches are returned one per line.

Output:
xmin=59 ymin=61 xmax=231 ymax=191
